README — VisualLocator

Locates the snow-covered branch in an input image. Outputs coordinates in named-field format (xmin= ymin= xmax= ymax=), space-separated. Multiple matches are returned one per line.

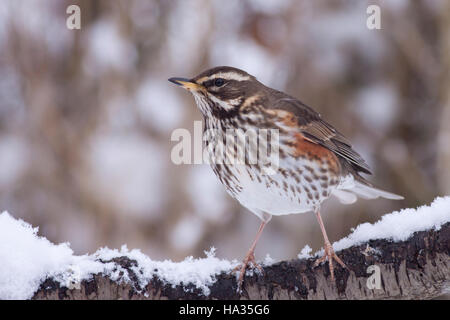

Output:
xmin=1 ymin=197 xmax=449 ymax=300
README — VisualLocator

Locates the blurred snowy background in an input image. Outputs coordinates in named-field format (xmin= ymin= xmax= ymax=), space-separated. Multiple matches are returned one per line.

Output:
xmin=0 ymin=0 xmax=449 ymax=262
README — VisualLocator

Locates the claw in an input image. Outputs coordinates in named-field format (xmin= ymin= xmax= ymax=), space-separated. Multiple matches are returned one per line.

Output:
xmin=314 ymin=241 xmax=347 ymax=281
xmin=233 ymin=251 xmax=264 ymax=290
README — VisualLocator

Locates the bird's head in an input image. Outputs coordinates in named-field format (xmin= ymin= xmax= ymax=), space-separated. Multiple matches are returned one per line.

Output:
xmin=169 ymin=66 xmax=266 ymax=120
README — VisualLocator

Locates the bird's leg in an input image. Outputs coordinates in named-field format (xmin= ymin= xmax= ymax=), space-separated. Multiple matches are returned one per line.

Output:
xmin=233 ymin=221 xmax=267 ymax=289
xmin=313 ymin=210 xmax=347 ymax=281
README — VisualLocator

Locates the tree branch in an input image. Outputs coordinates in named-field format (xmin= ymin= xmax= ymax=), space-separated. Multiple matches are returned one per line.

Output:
xmin=33 ymin=222 xmax=449 ymax=300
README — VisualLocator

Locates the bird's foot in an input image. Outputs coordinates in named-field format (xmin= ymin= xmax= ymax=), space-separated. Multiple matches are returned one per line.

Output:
xmin=314 ymin=241 xmax=347 ymax=282
xmin=233 ymin=251 xmax=264 ymax=291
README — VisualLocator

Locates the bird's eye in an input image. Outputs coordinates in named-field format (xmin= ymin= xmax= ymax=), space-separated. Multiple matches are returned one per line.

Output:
xmin=214 ymin=78 xmax=225 ymax=87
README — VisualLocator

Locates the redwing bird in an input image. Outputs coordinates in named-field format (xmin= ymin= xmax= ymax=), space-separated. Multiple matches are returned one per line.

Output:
xmin=169 ymin=66 xmax=403 ymax=288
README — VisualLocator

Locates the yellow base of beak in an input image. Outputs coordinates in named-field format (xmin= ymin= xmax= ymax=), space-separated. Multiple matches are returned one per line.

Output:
xmin=168 ymin=77 xmax=201 ymax=91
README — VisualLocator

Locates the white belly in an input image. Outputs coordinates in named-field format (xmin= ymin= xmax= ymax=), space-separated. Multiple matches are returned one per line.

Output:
xmin=233 ymin=166 xmax=311 ymax=215
xmin=216 ymin=157 xmax=338 ymax=218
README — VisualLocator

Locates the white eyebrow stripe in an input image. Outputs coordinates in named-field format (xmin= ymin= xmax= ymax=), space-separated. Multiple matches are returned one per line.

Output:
xmin=198 ymin=72 xmax=251 ymax=84
xmin=214 ymin=72 xmax=251 ymax=81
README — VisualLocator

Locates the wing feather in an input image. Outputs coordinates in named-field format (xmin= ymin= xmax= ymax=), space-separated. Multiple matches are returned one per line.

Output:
xmin=269 ymin=96 xmax=372 ymax=175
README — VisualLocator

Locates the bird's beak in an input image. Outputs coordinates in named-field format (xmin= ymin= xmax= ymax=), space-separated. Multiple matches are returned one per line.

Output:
xmin=168 ymin=77 xmax=201 ymax=91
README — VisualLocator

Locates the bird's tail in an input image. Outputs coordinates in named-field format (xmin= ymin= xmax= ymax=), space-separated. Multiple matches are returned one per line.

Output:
xmin=332 ymin=176 xmax=404 ymax=204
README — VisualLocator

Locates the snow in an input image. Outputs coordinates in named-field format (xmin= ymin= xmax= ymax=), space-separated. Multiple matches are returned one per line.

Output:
xmin=1 ymin=196 xmax=449 ymax=299
xmin=0 ymin=212 xmax=236 ymax=299
xmin=297 ymin=244 xmax=313 ymax=259
xmin=296 ymin=196 xmax=450 ymax=258
xmin=332 ymin=196 xmax=450 ymax=252
xmin=94 ymin=246 xmax=237 ymax=295
xmin=263 ymin=253 xmax=276 ymax=266
xmin=0 ymin=212 xmax=105 ymax=300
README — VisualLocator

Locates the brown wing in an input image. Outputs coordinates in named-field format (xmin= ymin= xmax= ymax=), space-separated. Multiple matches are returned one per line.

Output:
xmin=269 ymin=95 xmax=372 ymax=175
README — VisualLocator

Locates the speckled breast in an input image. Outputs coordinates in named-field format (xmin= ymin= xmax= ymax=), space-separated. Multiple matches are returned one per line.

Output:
xmin=206 ymin=128 xmax=342 ymax=216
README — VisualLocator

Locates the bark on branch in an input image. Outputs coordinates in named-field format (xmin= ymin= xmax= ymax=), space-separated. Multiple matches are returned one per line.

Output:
xmin=33 ymin=223 xmax=449 ymax=300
